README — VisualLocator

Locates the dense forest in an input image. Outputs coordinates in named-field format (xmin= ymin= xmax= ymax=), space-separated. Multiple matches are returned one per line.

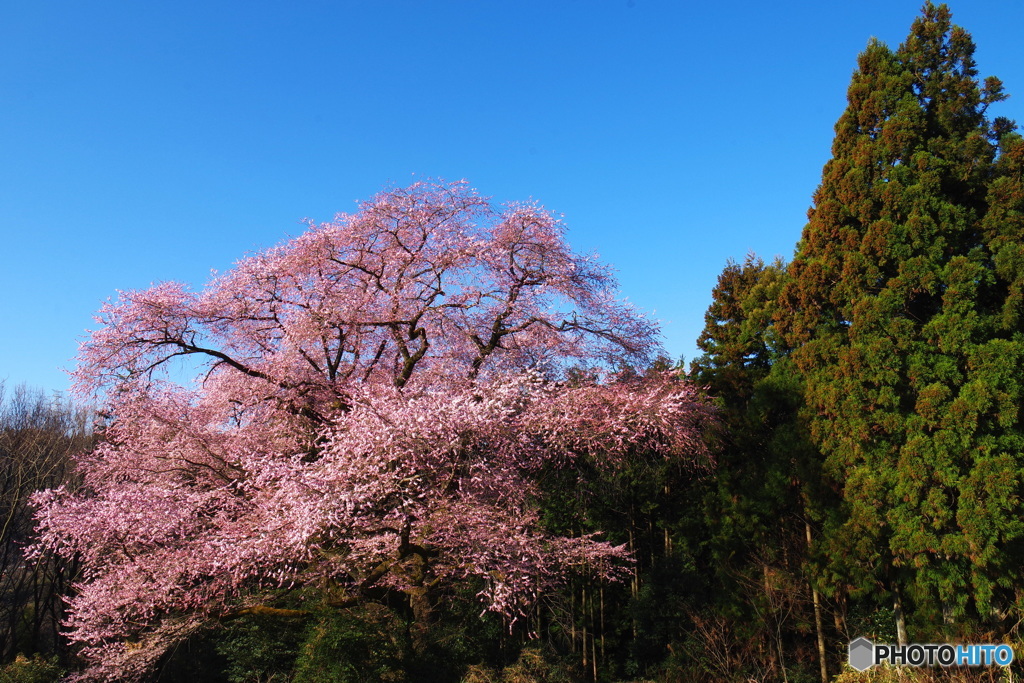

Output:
xmin=3 ymin=3 xmax=1024 ymax=681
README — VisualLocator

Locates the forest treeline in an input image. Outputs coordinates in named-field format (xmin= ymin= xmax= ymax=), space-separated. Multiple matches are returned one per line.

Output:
xmin=4 ymin=3 xmax=1024 ymax=681
xmin=0 ymin=383 xmax=89 ymax=680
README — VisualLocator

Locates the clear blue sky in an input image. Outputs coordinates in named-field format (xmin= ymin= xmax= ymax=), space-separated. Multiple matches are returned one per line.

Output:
xmin=3 ymin=1 xmax=1022 ymax=395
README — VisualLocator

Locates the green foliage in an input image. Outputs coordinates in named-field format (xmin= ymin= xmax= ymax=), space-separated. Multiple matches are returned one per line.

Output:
xmin=686 ymin=5 xmax=1024 ymax=674
xmin=780 ymin=0 xmax=1024 ymax=642
xmin=0 ymin=655 xmax=63 ymax=683
xmin=692 ymin=253 xmax=788 ymax=408
xmin=691 ymin=255 xmax=802 ymax=568
xmin=462 ymin=644 xmax=580 ymax=683
xmin=287 ymin=578 xmax=528 ymax=682
xmin=688 ymin=254 xmax=829 ymax=679
xmin=292 ymin=606 xmax=408 ymax=683
xmin=157 ymin=593 xmax=517 ymax=683
xmin=215 ymin=612 xmax=308 ymax=682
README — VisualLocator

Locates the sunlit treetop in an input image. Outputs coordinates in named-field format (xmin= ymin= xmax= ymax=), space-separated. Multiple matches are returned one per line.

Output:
xmin=75 ymin=179 xmax=658 ymax=407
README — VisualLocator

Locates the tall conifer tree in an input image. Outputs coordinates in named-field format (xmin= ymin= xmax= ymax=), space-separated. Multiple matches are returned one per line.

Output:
xmin=693 ymin=254 xmax=785 ymax=407
xmin=692 ymin=255 xmax=792 ymax=559
xmin=780 ymin=3 xmax=1022 ymax=641
xmin=695 ymin=257 xmax=838 ymax=679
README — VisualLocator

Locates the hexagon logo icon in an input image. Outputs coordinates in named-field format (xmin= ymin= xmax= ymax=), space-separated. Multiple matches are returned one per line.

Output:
xmin=849 ymin=637 xmax=875 ymax=671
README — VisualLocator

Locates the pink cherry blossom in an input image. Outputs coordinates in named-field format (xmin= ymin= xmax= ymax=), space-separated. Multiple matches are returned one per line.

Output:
xmin=32 ymin=180 xmax=714 ymax=680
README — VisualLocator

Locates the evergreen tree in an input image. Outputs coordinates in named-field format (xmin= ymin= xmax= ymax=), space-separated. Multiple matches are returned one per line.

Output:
xmin=692 ymin=254 xmax=791 ymax=567
xmin=780 ymin=2 xmax=1022 ymax=642
xmin=693 ymin=256 xmax=838 ymax=681
xmin=693 ymin=254 xmax=786 ymax=407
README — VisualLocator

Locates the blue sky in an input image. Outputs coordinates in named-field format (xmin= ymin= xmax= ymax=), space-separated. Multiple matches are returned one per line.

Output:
xmin=3 ymin=1 xmax=1023 ymax=395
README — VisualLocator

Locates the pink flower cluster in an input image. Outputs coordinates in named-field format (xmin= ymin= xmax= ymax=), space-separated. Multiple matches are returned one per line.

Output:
xmin=32 ymin=180 xmax=714 ymax=680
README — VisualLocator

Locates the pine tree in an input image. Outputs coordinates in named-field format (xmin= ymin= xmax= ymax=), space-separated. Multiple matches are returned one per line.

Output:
xmin=780 ymin=2 xmax=1022 ymax=642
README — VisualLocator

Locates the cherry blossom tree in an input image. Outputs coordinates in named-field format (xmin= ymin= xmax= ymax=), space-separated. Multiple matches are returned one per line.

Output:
xmin=32 ymin=180 xmax=713 ymax=680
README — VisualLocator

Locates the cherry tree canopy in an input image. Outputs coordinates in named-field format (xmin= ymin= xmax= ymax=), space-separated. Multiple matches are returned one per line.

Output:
xmin=32 ymin=181 xmax=714 ymax=680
